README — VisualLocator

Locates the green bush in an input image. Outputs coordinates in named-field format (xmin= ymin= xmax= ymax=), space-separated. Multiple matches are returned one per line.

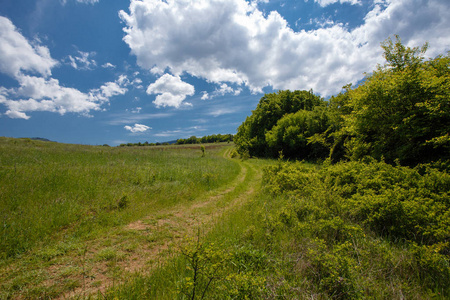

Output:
xmin=261 ymin=158 xmax=450 ymax=298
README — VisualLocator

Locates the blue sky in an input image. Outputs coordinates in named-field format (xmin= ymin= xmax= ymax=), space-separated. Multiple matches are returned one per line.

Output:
xmin=0 ymin=0 xmax=449 ymax=145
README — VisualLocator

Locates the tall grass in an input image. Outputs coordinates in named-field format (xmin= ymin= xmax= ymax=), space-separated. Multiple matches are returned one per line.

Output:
xmin=0 ymin=138 xmax=239 ymax=259
xmin=105 ymin=158 xmax=450 ymax=299
xmin=103 ymin=158 xmax=277 ymax=299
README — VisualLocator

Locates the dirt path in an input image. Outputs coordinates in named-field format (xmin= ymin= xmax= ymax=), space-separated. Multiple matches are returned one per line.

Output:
xmin=56 ymin=150 xmax=261 ymax=299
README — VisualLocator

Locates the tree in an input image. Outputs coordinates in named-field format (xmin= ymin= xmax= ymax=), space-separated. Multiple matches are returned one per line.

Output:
xmin=341 ymin=36 xmax=450 ymax=165
xmin=381 ymin=34 xmax=428 ymax=72
xmin=265 ymin=107 xmax=330 ymax=159
xmin=235 ymin=90 xmax=325 ymax=157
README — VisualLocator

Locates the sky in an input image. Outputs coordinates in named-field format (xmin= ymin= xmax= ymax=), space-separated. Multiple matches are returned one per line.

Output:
xmin=0 ymin=0 xmax=449 ymax=145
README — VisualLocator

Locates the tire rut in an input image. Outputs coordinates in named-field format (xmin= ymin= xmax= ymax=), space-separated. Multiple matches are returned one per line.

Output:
xmin=60 ymin=154 xmax=258 ymax=299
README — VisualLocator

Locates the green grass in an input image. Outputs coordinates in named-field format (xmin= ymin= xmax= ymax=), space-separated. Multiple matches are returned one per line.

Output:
xmin=0 ymin=137 xmax=239 ymax=259
xmin=2 ymin=137 xmax=448 ymax=299
xmin=105 ymin=158 xmax=450 ymax=300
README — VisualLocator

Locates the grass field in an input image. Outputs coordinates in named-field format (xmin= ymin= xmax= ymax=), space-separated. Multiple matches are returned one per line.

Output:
xmin=1 ymin=137 xmax=449 ymax=299
xmin=0 ymin=137 xmax=242 ymax=298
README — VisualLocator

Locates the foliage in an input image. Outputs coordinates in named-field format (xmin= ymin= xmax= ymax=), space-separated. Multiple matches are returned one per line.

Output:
xmin=234 ymin=90 xmax=325 ymax=158
xmin=176 ymin=134 xmax=234 ymax=145
xmin=87 ymin=153 xmax=449 ymax=299
xmin=178 ymin=231 xmax=232 ymax=300
xmin=262 ymin=159 xmax=450 ymax=297
xmin=265 ymin=106 xmax=331 ymax=159
xmin=338 ymin=36 xmax=450 ymax=165
xmin=235 ymin=36 xmax=450 ymax=167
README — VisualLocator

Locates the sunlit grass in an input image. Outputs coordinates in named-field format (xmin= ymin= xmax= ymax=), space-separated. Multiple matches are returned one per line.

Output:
xmin=0 ymin=137 xmax=239 ymax=259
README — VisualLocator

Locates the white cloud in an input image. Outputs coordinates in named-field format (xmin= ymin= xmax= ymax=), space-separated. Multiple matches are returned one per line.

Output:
xmin=0 ymin=75 xmax=98 ymax=118
xmin=124 ymin=123 xmax=151 ymax=133
xmin=120 ymin=0 xmax=450 ymax=96
xmin=314 ymin=0 xmax=361 ymax=7
xmin=131 ymin=77 xmax=143 ymax=89
xmin=66 ymin=50 xmax=97 ymax=70
xmin=0 ymin=16 xmax=58 ymax=78
xmin=201 ymin=92 xmax=209 ymax=100
xmin=61 ymin=0 xmax=99 ymax=4
xmin=77 ymin=0 xmax=99 ymax=3
xmin=147 ymin=74 xmax=195 ymax=108
xmin=102 ymin=62 xmax=116 ymax=69
xmin=93 ymin=78 xmax=129 ymax=102
xmin=202 ymin=83 xmax=242 ymax=100
xmin=0 ymin=16 xmax=130 ymax=119
xmin=208 ymin=107 xmax=237 ymax=117
xmin=131 ymin=107 xmax=142 ymax=113
xmin=5 ymin=110 xmax=31 ymax=120
xmin=0 ymin=74 xmax=128 ymax=118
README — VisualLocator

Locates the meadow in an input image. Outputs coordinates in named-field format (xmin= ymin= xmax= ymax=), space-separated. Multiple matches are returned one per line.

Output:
xmin=1 ymin=137 xmax=449 ymax=299
xmin=106 ymin=158 xmax=450 ymax=299
xmin=0 ymin=137 xmax=241 ymax=298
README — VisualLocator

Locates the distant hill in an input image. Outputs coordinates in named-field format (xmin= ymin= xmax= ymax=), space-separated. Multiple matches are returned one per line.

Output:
xmin=29 ymin=137 xmax=53 ymax=142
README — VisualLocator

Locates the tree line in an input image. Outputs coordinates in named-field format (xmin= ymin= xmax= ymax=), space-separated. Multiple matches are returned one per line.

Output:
xmin=176 ymin=134 xmax=233 ymax=145
xmin=235 ymin=36 xmax=450 ymax=167
xmin=119 ymin=133 xmax=234 ymax=147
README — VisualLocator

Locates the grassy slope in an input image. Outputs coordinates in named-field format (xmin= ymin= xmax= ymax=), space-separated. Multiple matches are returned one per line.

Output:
xmin=0 ymin=138 xmax=240 ymax=298
xmin=1 ymin=138 xmax=448 ymax=299
xmin=108 ymin=159 xmax=449 ymax=299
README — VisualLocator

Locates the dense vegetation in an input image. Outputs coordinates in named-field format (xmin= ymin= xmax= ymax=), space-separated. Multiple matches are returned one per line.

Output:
xmin=106 ymin=158 xmax=449 ymax=299
xmin=235 ymin=90 xmax=326 ymax=159
xmin=218 ymin=36 xmax=449 ymax=298
xmin=176 ymin=134 xmax=234 ymax=145
xmin=119 ymin=134 xmax=234 ymax=147
xmin=235 ymin=36 xmax=450 ymax=166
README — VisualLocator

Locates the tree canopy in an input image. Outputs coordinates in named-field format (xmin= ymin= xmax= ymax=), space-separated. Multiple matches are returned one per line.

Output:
xmin=234 ymin=90 xmax=325 ymax=158
xmin=235 ymin=36 xmax=450 ymax=166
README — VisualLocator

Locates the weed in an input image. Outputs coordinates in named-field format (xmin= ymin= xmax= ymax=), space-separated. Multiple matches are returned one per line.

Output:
xmin=178 ymin=230 xmax=231 ymax=299
xmin=201 ymin=145 xmax=205 ymax=157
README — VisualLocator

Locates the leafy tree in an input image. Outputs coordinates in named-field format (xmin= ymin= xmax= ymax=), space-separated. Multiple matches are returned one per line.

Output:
xmin=177 ymin=134 xmax=233 ymax=145
xmin=265 ymin=106 xmax=330 ymax=159
xmin=235 ymin=90 xmax=324 ymax=157
xmin=381 ymin=34 xmax=428 ymax=71
xmin=341 ymin=36 xmax=450 ymax=165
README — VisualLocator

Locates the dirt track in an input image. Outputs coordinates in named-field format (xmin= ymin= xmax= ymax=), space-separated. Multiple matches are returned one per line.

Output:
xmin=58 ymin=148 xmax=261 ymax=299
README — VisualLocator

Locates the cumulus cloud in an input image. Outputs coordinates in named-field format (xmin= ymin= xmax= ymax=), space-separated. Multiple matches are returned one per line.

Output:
xmin=5 ymin=110 xmax=31 ymax=120
xmin=147 ymin=74 xmax=195 ymax=108
xmin=120 ymin=0 xmax=450 ymax=96
xmin=131 ymin=77 xmax=143 ymax=89
xmin=124 ymin=123 xmax=151 ymax=133
xmin=201 ymin=92 xmax=209 ymax=100
xmin=91 ymin=76 xmax=129 ymax=103
xmin=0 ymin=74 xmax=128 ymax=119
xmin=0 ymin=16 xmax=58 ymax=78
xmin=0 ymin=16 xmax=129 ymax=119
